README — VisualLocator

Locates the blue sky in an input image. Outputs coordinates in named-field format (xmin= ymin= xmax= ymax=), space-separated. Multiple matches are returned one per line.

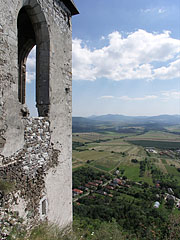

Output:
xmin=26 ymin=0 xmax=180 ymax=117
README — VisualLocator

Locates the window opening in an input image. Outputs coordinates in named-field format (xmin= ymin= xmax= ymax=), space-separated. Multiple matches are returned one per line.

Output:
xmin=42 ymin=199 xmax=47 ymax=215
xmin=17 ymin=5 xmax=50 ymax=117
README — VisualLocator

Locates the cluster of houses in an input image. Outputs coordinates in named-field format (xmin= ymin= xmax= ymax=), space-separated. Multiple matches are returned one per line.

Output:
xmin=72 ymin=188 xmax=83 ymax=197
xmin=177 ymin=149 xmax=180 ymax=154
xmin=159 ymin=150 xmax=177 ymax=158
xmin=165 ymin=187 xmax=180 ymax=209
xmin=73 ymin=171 xmax=180 ymax=212
xmin=153 ymin=187 xmax=180 ymax=210
xmin=72 ymin=177 xmax=130 ymax=199
xmin=72 ymin=179 xmax=104 ymax=198
xmin=145 ymin=147 xmax=180 ymax=156
xmin=145 ymin=147 xmax=157 ymax=154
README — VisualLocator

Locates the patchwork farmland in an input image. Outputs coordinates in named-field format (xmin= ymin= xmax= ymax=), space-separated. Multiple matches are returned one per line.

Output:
xmin=72 ymin=130 xmax=180 ymax=184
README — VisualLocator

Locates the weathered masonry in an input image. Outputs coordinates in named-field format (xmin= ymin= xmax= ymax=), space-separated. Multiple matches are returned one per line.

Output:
xmin=0 ymin=0 xmax=79 ymax=233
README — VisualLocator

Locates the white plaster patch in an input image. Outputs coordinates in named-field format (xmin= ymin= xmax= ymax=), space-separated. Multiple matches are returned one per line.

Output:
xmin=12 ymin=194 xmax=27 ymax=221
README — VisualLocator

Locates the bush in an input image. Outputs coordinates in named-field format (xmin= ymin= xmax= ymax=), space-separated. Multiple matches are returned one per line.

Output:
xmin=131 ymin=159 xmax=138 ymax=163
xmin=12 ymin=221 xmax=136 ymax=240
xmin=0 ymin=179 xmax=14 ymax=194
xmin=23 ymin=224 xmax=77 ymax=240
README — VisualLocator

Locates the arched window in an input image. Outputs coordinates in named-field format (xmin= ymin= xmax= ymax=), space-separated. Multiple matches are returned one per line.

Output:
xmin=17 ymin=3 xmax=50 ymax=117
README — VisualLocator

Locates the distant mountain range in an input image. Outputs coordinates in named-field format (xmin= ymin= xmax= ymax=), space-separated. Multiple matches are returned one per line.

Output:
xmin=72 ymin=114 xmax=180 ymax=133
xmin=88 ymin=114 xmax=180 ymax=124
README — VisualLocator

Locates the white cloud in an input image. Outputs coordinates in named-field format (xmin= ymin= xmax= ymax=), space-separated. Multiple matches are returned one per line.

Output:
xmin=161 ymin=90 xmax=180 ymax=100
xmin=98 ymin=96 xmax=115 ymax=99
xmin=98 ymin=95 xmax=158 ymax=101
xmin=158 ymin=9 xmax=166 ymax=14
xmin=72 ymin=39 xmax=96 ymax=81
xmin=26 ymin=57 xmax=36 ymax=73
xmin=72 ymin=29 xmax=180 ymax=81
xmin=98 ymin=92 xmax=180 ymax=102
xmin=26 ymin=71 xmax=35 ymax=84
xmin=153 ymin=59 xmax=180 ymax=80
xmin=141 ymin=8 xmax=166 ymax=14
xmin=101 ymin=36 xmax=105 ymax=40
xmin=140 ymin=8 xmax=151 ymax=13
xmin=118 ymin=95 xmax=158 ymax=101
xmin=26 ymin=46 xmax=36 ymax=84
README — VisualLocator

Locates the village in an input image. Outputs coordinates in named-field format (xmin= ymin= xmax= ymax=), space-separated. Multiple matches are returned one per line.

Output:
xmin=73 ymin=169 xmax=180 ymax=211
xmin=145 ymin=147 xmax=180 ymax=158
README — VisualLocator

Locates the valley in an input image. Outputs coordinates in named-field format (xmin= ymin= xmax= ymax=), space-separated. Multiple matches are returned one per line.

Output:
xmin=73 ymin=128 xmax=180 ymax=183
xmin=72 ymin=117 xmax=180 ymax=239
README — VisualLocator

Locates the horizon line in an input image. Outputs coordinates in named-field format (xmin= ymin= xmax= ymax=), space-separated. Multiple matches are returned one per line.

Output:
xmin=72 ymin=113 xmax=180 ymax=118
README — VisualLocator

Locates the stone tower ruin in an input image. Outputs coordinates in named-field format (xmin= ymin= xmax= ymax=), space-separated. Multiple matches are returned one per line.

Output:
xmin=0 ymin=0 xmax=78 ymax=231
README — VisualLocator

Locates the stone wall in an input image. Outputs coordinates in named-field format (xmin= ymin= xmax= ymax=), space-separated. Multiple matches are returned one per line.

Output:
xmin=0 ymin=0 xmax=79 ymax=234
xmin=0 ymin=118 xmax=60 ymax=232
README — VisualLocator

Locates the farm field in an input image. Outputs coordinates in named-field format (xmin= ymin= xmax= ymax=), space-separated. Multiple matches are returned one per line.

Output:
xmin=125 ymin=130 xmax=180 ymax=149
xmin=125 ymin=130 xmax=180 ymax=141
xmin=165 ymin=125 xmax=180 ymax=133
xmin=127 ymin=140 xmax=180 ymax=149
xmin=72 ymin=130 xmax=180 ymax=184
